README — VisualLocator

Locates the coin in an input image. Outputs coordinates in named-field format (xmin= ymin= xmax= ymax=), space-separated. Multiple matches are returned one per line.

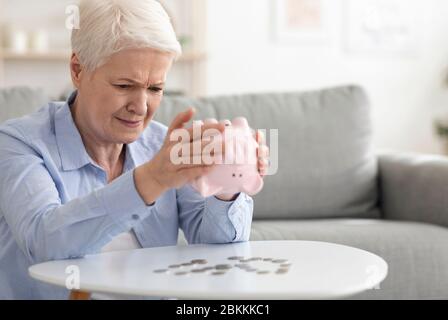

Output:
xmin=272 ymin=259 xmax=289 ymax=264
xmin=245 ymin=268 xmax=257 ymax=272
xmin=168 ymin=264 xmax=181 ymax=269
xmin=239 ymin=259 xmax=252 ymax=263
xmin=228 ymin=256 xmax=244 ymax=261
xmin=235 ymin=264 xmax=250 ymax=268
xmin=215 ymin=264 xmax=233 ymax=270
xmin=280 ymin=263 xmax=292 ymax=267
xmin=257 ymin=270 xmax=270 ymax=275
xmin=175 ymin=272 xmax=189 ymax=276
xmin=191 ymin=269 xmax=207 ymax=273
xmin=153 ymin=269 xmax=168 ymax=274
xmin=263 ymin=258 xmax=273 ymax=261
xmin=276 ymin=268 xmax=290 ymax=274
xmin=181 ymin=262 xmax=194 ymax=267
xmin=191 ymin=259 xmax=208 ymax=265
xmin=248 ymin=257 xmax=262 ymax=262
xmin=202 ymin=267 xmax=215 ymax=271
xmin=211 ymin=271 xmax=226 ymax=276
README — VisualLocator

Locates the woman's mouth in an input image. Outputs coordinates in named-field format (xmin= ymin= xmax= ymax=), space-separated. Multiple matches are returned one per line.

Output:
xmin=116 ymin=117 xmax=142 ymax=128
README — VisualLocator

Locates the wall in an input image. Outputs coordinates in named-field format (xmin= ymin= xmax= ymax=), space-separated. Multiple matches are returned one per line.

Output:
xmin=0 ymin=0 xmax=195 ymax=99
xmin=205 ymin=0 xmax=448 ymax=154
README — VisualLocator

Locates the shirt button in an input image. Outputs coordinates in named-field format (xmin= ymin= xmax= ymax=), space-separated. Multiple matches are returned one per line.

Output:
xmin=132 ymin=214 xmax=140 ymax=220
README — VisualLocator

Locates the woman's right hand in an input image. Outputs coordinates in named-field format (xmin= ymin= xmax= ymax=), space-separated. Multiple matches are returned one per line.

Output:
xmin=134 ymin=108 xmax=225 ymax=205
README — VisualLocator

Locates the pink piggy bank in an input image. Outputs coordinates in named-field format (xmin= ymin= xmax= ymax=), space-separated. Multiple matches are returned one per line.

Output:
xmin=190 ymin=117 xmax=264 ymax=197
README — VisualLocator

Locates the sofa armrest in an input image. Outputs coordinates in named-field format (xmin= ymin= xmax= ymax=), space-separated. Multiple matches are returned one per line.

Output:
xmin=378 ymin=152 xmax=448 ymax=228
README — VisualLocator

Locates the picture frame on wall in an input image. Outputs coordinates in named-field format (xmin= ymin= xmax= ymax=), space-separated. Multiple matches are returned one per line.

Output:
xmin=272 ymin=0 xmax=331 ymax=44
xmin=343 ymin=0 xmax=421 ymax=57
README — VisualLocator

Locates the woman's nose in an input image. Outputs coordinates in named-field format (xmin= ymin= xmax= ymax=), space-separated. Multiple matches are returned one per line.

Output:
xmin=127 ymin=90 xmax=149 ymax=116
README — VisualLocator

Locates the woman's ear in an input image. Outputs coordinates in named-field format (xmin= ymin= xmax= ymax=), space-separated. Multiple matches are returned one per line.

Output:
xmin=70 ymin=53 xmax=83 ymax=89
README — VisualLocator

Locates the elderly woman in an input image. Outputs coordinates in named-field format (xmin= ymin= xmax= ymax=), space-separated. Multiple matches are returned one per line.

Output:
xmin=0 ymin=0 xmax=268 ymax=299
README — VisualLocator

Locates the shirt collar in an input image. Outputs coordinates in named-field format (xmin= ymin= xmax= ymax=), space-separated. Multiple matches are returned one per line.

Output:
xmin=54 ymin=91 xmax=139 ymax=172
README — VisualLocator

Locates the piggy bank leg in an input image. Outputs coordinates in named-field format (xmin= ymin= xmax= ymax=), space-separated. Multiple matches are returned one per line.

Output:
xmin=195 ymin=178 xmax=225 ymax=198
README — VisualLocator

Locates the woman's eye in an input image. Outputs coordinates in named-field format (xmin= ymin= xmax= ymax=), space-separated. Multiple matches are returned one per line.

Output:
xmin=115 ymin=84 xmax=131 ymax=89
xmin=149 ymin=87 xmax=163 ymax=93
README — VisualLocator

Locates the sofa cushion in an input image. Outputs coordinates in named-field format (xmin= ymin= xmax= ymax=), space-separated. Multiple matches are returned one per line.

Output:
xmin=250 ymin=219 xmax=448 ymax=299
xmin=0 ymin=87 xmax=48 ymax=124
xmin=158 ymin=85 xmax=379 ymax=219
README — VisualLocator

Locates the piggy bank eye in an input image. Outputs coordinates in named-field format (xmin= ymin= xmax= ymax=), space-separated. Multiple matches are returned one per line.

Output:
xmin=239 ymin=174 xmax=243 ymax=178
xmin=232 ymin=174 xmax=236 ymax=177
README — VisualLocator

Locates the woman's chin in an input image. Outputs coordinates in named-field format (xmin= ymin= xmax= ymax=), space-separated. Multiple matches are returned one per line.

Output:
xmin=112 ymin=132 xmax=141 ymax=145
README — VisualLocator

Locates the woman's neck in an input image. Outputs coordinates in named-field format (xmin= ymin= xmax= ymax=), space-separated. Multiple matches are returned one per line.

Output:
xmin=70 ymin=97 xmax=125 ymax=182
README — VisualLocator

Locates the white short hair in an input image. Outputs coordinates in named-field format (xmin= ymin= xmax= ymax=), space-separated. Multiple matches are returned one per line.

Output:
xmin=71 ymin=0 xmax=182 ymax=72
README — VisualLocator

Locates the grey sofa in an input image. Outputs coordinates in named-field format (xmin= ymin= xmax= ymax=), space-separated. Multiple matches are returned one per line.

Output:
xmin=1 ymin=85 xmax=447 ymax=299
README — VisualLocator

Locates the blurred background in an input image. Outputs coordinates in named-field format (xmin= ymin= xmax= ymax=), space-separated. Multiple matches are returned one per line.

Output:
xmin=1 ymin=0 xmax=448 ymax=154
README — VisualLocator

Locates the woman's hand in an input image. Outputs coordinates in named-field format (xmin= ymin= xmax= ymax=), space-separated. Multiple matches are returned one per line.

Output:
xmin=134 ymin=108 xmax=225 ymax=205
xmin=256 ymin=130 xmax=270 ymax=178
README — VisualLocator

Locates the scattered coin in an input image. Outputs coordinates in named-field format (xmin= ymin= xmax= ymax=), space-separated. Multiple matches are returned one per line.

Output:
xmin=174 ymin=272 xmax=189 ymax=276
xmin=239 ymin=259 xmax=252 ymax=263
xmin=215 ymin=264 xmax=233 ymax=270
xmin=272 ymin=259 xmax=289 ymax=264
xmin=257 ymin=270 xmax=270 ymax=275
xmin=211 ymin=271 xmax=226 ymax=276
xmin=153 ymin=269 xmax=168 ymax=274
xmin=280 ymin=263 xmax=292 ymax=268
xmin=191 ymin=259 xmax=208 ymax=265
xmin=228 ymin=256 xmax=244 ymax=261
xmin=276 ymin=268 xmax=290 ymax=274
xmin=235 ymin=263 xmax=250 ymax=268
xmin=263 ymin=258 xmax=273 ymax=261
xmin=202 ymin=267 xmax=215 ymax=271
xmin=248 ymin=257 xmax=262 ymax=261
xmin=168 ymin=264 xmax=181 ymax=269
xmin=181 ymin=262 xmax=194 ymax=267
xmin=191 ymin=269 xmax=207 ymax=273
xmin=245 ymin=268 xmax=257 ymax=272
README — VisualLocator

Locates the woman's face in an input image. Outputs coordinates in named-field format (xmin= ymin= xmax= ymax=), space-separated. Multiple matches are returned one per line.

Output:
xmin=73 ymin=48 xmax=174 ymax=144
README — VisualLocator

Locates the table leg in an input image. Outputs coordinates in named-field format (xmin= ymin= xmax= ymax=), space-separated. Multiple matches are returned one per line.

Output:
xmin=69 ymin=290 xmax=91 ymax=300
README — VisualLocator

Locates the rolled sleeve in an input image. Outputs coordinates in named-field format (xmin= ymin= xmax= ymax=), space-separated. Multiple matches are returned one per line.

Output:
xmin=205 ymin=193 xmax=254 ymax=242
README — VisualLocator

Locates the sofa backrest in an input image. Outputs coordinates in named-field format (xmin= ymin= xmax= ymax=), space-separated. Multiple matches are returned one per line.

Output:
xmin=157 ymin=85 xmax=380 ymax=220
xmin=0 ymin=87 xmax=48 ymax=124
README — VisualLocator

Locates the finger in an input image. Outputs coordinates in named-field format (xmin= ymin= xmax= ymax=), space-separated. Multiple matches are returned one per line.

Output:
xmin=255 ymin=130 xmax=266 ymax=145
xmin=180 ymin=139 xmax=225 ymax=156
xmin=170 ymin=151 xmax=225 ymax=168
xmin=184 ymin=123 xmax=225 ymax=142
xmin=167 ymin=107 xmax=196 ymax=136
xmin=258 ymin=158 xmax=269 ymax=169
xmin=258 ymin=160 xmax=269 ymax=176
xmin=257 ymin=145 xmax=270 ymax=158
xmin=179 ymin=164 xmax=215 ymax=182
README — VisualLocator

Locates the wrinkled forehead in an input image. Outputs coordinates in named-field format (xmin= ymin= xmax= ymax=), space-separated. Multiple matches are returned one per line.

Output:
xmin=95 ymin=48 xmax=173 ymax=83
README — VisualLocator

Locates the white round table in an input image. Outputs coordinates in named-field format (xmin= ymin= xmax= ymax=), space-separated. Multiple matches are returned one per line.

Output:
xmin=29 ymin=241 xmax=388 ymax=300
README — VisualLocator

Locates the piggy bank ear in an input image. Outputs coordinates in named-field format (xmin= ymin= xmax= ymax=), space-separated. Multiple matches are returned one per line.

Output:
xmin=204 ymin=118 xmax=219 ymax=125
xmin=232 ymin=117 xmax=248 ymax=128
xmin=242 ymin=175 xmax=264 ymax=196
